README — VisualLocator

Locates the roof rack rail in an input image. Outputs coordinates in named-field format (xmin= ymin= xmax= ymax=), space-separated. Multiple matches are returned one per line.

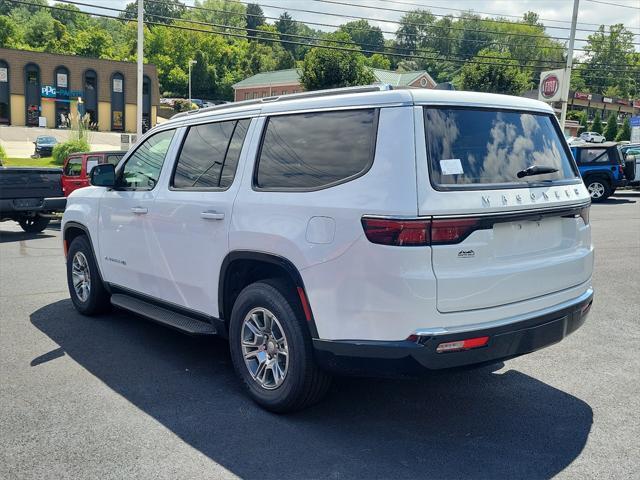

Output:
xmin=170 ymin=83 xmax=393 ymax=120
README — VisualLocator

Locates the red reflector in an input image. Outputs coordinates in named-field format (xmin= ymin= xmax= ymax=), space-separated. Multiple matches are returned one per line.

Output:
xmin=436 ymin=336 xmax=489 ymax=353
xmin=431 ymin=218 xmax=480 ymax=245
xmin=63 ymin=239 xmax=69 ymax=257
xmin=361 ymin=217 xmax=430 ymax=246
xmin=297 ymin=287 xmax=313 ymax=322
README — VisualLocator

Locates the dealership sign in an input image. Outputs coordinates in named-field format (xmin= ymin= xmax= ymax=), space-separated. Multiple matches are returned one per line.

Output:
xmin=538 ymin=69 xmax=565 ymax=102
xmin=574 ymin=92 xmax=592 ymax=101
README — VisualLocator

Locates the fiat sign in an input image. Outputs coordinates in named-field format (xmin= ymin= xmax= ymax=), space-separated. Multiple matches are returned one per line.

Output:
xmin=538 ymin=68 xmax=565 ymax=102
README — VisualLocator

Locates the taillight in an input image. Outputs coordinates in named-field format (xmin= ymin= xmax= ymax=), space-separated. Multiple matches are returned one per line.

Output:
xmin=361 ymin=217 xmax=430 ymax=246
xmin=430 ymin=218 xmax=481 ymax=245
xmin=362 ymin=216 xmax=483 ymax=246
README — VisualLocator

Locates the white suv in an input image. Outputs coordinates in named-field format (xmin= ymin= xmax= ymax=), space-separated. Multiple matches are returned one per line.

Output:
xmin=62 ymin=86 xmax=594 ymax=412
xmin=580 ymin=131 xmax=606 ymax=143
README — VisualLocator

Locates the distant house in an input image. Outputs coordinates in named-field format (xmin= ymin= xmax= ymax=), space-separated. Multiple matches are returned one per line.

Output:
xmin=232 ymin=68 xmax=437 ymax=102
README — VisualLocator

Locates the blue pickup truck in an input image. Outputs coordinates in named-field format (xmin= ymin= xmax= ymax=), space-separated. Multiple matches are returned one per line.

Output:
xmin=571 ymin=143 xmax=627 ymax=202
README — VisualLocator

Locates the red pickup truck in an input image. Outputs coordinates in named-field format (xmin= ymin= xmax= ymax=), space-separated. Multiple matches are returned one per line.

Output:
xmin=62 ymin=151 xmax=125 ymax=196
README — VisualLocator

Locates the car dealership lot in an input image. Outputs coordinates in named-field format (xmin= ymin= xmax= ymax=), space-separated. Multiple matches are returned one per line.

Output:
xmin=1 ymin=193 xmax=638 ymax=480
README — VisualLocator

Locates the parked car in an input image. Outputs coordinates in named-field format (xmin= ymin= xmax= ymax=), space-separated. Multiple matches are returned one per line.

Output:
xmin=33 ymin=136 xmax=58 ymax=158
xmin=191 ymin=98 xmax=204 ymax=109
xmin=62 ymin=151 xmax=125 ymax=196
xmin=1 ymin=167 xmax=66 ymax=232
xmin=62 ymin=86 xmax=594 ymax=412
xmin=619 ymin=143 xmax=640 ymax=187
xmin=564 ymin=134 xmax=586 ymax=146
xmin=571 ymin=143 xmax=626 ymax=201
xmin=580 ymin=131 xmax=606 ymax=143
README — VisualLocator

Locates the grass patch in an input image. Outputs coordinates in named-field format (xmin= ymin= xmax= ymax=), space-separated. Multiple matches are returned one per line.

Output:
xmin=2 ymin=157 xmax=58 ymax=167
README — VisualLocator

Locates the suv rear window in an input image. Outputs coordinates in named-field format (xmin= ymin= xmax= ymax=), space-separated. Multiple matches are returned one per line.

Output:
xmin=255 ymin=109 xmax=377 ymax=190
xmin=424 ymin=107 xmax=578 ymax=188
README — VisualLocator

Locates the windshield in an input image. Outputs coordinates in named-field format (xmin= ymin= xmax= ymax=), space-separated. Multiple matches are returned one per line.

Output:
xmin=38 ymin=137 xmax=56 ymax=143
xmin=424 ymin=107 xmax=578 ymax=188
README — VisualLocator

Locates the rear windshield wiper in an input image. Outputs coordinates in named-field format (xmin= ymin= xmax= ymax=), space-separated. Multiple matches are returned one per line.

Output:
xmin=516 ymin=165 xmax=559 ymax=178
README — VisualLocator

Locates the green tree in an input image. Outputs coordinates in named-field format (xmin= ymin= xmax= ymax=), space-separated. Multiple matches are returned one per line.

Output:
xmin=580 ymin=24 xmax=635 ymax=96
xmin=275 ymin=12 xmax=298 ymax=54
xmin=339 ymin=20 xmax=384 ymax=55
xmin=365 ymin=53 xmax=391 ymax=70
xmin=300 ymin=33 xmax=375 ymax=91
xmin=75 ymin=29 xmax=115 ymax=58
xmin=456 ymin=49 xmax=531 ymax=95
xmin=603 ymin=112 xmax=618 ymax=141
xmin=191 ymin=50 xmax=218 ymax=99
xmin=122 ymin=0 xmax=186 ymax=24
xmin=591 ymin=115 xmax=603 ymax=134
xmin=51 ymin=3 xmax=88 ymax=30
xmin=165 ymin=66 xmax=188 ymax=96
xmin=0 ymin=0 xmax=46 ymax=15
xmin=189 ymin=0 xmax=246 ymax=30
xmin=616 ymin=117 xmax=631 ymax=141
xmin=24 ymin=10 xmax=56 ymax=48
xmin=579 ymin=111 xmax=589 ymax=132
xmin=0 ymin=16 xmax=18 ymax=47
xmin=246 ymin=3 xmax=265 ymax=38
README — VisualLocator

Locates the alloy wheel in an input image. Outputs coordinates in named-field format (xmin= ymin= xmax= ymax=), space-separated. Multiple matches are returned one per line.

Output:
xmin=241 ymin=307 xmax=289 ymax=390
xmin=588 ymin=182 xmax=605 ymax=199
xmin=71 ymin=251 xmax=91 ymax=302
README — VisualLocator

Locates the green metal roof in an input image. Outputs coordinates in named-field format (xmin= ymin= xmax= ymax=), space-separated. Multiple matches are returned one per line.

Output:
xmin=233 ymin=68 xmax=435 ymax=89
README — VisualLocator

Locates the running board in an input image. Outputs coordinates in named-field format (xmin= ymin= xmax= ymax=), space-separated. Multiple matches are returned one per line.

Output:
xmin=110 ymin=293 xmax=217 ymax=335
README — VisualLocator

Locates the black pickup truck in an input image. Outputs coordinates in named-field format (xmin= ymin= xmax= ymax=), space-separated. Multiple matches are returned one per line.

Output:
xmin=0 ymin=167 xmax=66 ymax=233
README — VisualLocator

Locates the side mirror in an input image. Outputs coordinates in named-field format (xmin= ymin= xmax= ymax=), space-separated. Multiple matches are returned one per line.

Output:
xmin=90 ymin=163 xmax=116 ymax=188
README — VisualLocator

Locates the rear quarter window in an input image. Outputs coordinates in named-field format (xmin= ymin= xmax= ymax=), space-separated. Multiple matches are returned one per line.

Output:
xmin=424 ymin=107 xmax=578 ymax=189
xmin=255 ymin=109 xmax=378 ymax=190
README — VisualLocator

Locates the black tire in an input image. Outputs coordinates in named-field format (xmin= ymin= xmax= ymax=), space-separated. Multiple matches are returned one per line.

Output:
xmin=229 ymin=279 xmax=332 ymax=413
xmin=66 ymin=235 xmax=111 ymax=315
xmin=584 ymin=177 xmax=612 ymax=202
xmin=18 ymin=216 xmax=50 ymax=233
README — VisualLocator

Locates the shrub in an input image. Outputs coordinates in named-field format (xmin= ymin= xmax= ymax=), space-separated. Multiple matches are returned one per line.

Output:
xmin=173 ymin=98 xmax=198 ymax=112
xmin=0 ymin=143 xmax=7 ymax=163
xmin=52 ymin=138 xmax=90 ymax=165
xmin=616 ymin=118 xmax=631 ymax=142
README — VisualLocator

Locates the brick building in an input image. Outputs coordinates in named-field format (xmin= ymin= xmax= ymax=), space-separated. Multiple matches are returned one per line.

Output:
xmin=0 ymin=48 xmax=159 ymax=133
xmin=232 ymin=68 xmax=437 ymax=101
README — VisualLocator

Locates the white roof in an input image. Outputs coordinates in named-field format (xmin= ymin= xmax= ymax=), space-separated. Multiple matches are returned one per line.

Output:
xmin=164 ymin=87 xmax=554 ymax=127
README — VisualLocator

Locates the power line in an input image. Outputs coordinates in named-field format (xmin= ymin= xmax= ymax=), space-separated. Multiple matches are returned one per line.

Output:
xmin=56 ymin=0 xmax=640 ymax=72
xmin=372 ymin=0 xmax=640 ymax=30
xmin=218 ymin=0 xmax=594 ymax=42
xmin=8 ymin=0 xmax=640 ymax=78
xmin=147 ymin=0 xmax=587 ymax=53
xmin=309 ymin=0 xmax=637 ymax=34
xmin=584 ymin=0 xmax=640 ymax=9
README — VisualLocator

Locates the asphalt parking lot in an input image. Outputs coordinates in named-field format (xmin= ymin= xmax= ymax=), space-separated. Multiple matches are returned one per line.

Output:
xmin=1 ymin=192 xmax=638 ymax=480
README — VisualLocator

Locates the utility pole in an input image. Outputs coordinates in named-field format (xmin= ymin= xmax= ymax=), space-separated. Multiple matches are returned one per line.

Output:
xmin=136 ymin=0 xmax=144 ymax=139
xmin=560 ymin=0 xmax=580 ymax=132
xmin=188 ymin=59 xmax=197 ymax=106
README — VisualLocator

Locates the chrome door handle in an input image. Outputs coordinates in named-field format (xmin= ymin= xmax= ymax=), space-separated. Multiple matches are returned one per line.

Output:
xmin=131 ymin=206 xmax=148 ymax=214
xmin=201 ymin=211 xmax=225 ymax=220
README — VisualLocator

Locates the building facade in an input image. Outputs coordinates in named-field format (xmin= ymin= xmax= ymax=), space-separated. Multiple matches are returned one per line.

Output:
xmin=232 ymin=68 xmax=437 ymax=101
xmin=0 ymin=48 xmax=159 ymax=133
xmin=524 ymin=88 xmax=639 ymax=125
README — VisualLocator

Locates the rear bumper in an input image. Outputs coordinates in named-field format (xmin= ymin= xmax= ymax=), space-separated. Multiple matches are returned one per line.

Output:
xmin=0 ymin=197 xmax=66 ymax=217
xmin=43 ymin=197 xmax=67 ymax=212
xmin=313 ymin=289 xmax=593 ymax=376
xmin=614 ymin=179 xmax=628 ymax=188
